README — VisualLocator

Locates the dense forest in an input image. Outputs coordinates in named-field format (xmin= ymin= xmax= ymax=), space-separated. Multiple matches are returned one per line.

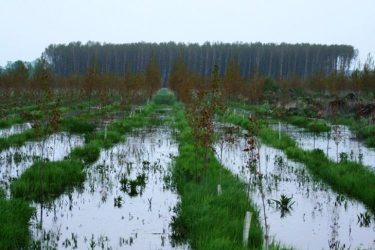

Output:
xmin=44 ymin=42 xmax=355 ymax=82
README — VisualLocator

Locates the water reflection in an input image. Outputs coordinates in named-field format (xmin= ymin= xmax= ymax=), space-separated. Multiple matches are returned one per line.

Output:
xmin=0 ymin=132 xmax=84 ymax=196
xmin=271 ymin=123 xmax=375 ymax=169
xmin=31 ymin=127 xmax=188 ymax=250
xmin=215 ymin=126 xmax=375 ymax=249
xmin=0 ymin=122 xmax=32 ymax=138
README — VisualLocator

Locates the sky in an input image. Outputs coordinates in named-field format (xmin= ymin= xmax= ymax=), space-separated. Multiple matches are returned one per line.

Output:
xmin=0 ymin=0 xmax=374 ymax=67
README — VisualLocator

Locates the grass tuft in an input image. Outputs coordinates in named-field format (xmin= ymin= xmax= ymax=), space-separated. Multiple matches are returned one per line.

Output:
xmin=62 ymin=117 xmax=95 ymax=134
xmin=11 ymin=160 xmax=85 ymax=202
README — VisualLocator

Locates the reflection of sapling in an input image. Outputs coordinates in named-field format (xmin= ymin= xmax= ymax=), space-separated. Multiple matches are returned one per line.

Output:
xmin=114 ymin=196 xmax=123 ymax=208
xmin=244 ymin=115 xmax=270 ymax=250
xmin=272 ymin=194 xmax=295 ymax=209
xmin=358 ymin=152 xmax=363 ymax=164
xmin=339 ymin=152 xmax=348 ymax=162
xmin=332 ymin=125 xmax=342 ymax=163
xmin=274 ymin=155 xmax=284 ymax=167
xmin=120 ymin=173 xmax=147 ymax=197
xmin=357 ymin=211 xmax=372 ymax=227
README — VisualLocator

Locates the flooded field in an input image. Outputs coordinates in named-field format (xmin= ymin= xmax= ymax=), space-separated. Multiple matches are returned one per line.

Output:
xmin=0 ymin=133 xmax=84 ymax=196
xmin=215 ymin=127 xmax=375 ymax=250
xmin=0 ymin=122 xmax=32 ymax=138
xmin=271 ymin=122 xmax=375 ymax=169
xmin=31 ymin=127 xmax=188 ymax=249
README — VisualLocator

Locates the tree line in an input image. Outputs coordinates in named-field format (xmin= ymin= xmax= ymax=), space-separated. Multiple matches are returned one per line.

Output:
xmin=43 ymin=41 xmax=355 ymax=82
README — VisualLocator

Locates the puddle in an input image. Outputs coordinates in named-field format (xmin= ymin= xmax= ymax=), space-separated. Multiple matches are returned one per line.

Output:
xmin=0 ymin=122 xmax=32 ymax=138
xmin=31 ymin=127 xmax=188 ymax=250
xmin=271 ymin=122 xmax=375 ymax=169
xmin=0 ymin=132 xmax=84 ymax=196
xmin=215 ymin=127 xmax=375 ymax=250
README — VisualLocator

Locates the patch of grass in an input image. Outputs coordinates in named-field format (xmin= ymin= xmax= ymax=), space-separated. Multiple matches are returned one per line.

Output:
xmin=287 ymin=115 xmax=330 ymax=133
xmin=97 ymin=130 xmax=123 ymax=148
xmin=229 ymin=101 xmax=271 ymax=117
xmin=70 ymin=141 xmax=101 ymax=164
xmin=222 ymin=112 xmax=251 ymax=129
xmin=259 ymin=127 xmax=296 ymax=149
xmin=152 ymin=88 xmax=177 ymax=105
xmin=171 ymin=104 xmax=263 ymax=249
xmin=0 ymin=188 xmax=4 ymax=199
xmin=0 ymin=197 xmax=34 ymax=249
xmin=365 ymin=136 xmax=375 ymax=147
xmin=11 ymin=160 xmax=85 ymax=202
xmin=287 ymin=116 xmax=305 ymax=127
xmin=0 ymin=116 xmax=24 ymax=129
xmin=62 ymin=117 xmax=95 ymax=134
xmin=358 ymin=125 xmax=375 ymax=147
xmin=330 ymin=115 xmax=375 ymax=149
xmin=0 ymin=129 xmax=37 ymax=151
xmin=223 ymin=112 xmax=375 ymax=211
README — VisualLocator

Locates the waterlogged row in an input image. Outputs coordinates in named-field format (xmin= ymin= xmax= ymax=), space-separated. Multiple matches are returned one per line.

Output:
xmin=0 ymin=122 xmax=32 ymax=138
xmin=0 ymin=132 xmax=84 ymax=196
xmin=271 ymin=122 xmax=375 ymax=169
xmin=30 ymin=128 xmax=189 ymax=250
xmin=215 ymin=126 xmax=375 ymax=250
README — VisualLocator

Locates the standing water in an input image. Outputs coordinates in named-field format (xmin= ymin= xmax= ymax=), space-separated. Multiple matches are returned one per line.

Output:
xmin=271 ymin=123 xmax=375 ymax=169
xmin=215 ymin=126 xmax=375 ymax=249
xmin=31 ymin=127 xmax=188 ymax=250
xmin=0 ymin=122 xmax=32 ymax=138
xmin=0 ymin=132 xmax=84 ymax=196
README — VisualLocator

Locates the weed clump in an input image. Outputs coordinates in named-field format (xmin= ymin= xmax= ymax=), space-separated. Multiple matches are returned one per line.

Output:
xmin=152 ymin=88 xmax=176 ymax=105
xmin=120 ymin=173 xmax=147 ymax=197
xmin=70 ymin=142 xmax=101 ymax=164
xmin=287 ymin=115 xmax=330 ymax=133
xmin=11 ymin=160 xmax=85 ymax=202
xmin=63 ymin=117 xmax=95 ymax=134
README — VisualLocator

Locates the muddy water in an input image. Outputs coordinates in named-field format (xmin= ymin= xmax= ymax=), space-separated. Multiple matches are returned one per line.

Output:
xmin=271 ymin=122 xmax=375 ymax=169
xmin=0 ymin=122 xmax=32 ymax=138
xmin=31 ymin=127 xmax=188 ymax=250
xmin=215 ymin=128 xmax=375 ymax=250
xmin=0 ymin=133 xmax=84 ymax=196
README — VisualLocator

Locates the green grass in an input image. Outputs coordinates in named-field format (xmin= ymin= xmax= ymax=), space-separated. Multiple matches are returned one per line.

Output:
xmin=228 ymin=101 xmax=271 ymax=117
xmin=0 ymin=188 xmax=4 ymax=199
xmin=0 ymin=190 xmax=35 ymax=249
xmin=11 ymin=160 xmax=85 ymax=202
xmin=223 ymin=112 xmax=375 ymax=211
xmin=0 ymin=199 xmax=34 ymax=249
xmin=0 ymin=129 xmax=37 ymax=151
xmin=0 ymin=116 xmax=25 ymax=129
xmin=152 ymin=88 xmax=177 ymax=105
xmin=70 ymin=141 xmax=102 ymax=164
xmin=357 ymin=124 xmax=375 ymax=147
xmin=285 ymin=115 xmax=330 ymax=133
xmin=171 ymin=104 xmax=263 ymax=250
xmin=228 ymin=101 xmax=330 ymax=133
xmin=62 ymin=117 xmax=95 ymax=134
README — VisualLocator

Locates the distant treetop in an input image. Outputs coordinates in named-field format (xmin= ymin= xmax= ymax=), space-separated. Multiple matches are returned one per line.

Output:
xmin=44 ymin=41 xmax=355 ymax=80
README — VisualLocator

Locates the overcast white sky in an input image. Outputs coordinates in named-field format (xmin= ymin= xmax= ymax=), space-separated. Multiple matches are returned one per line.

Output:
xmin=0 ymin=0 xmax=374 ymax=67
